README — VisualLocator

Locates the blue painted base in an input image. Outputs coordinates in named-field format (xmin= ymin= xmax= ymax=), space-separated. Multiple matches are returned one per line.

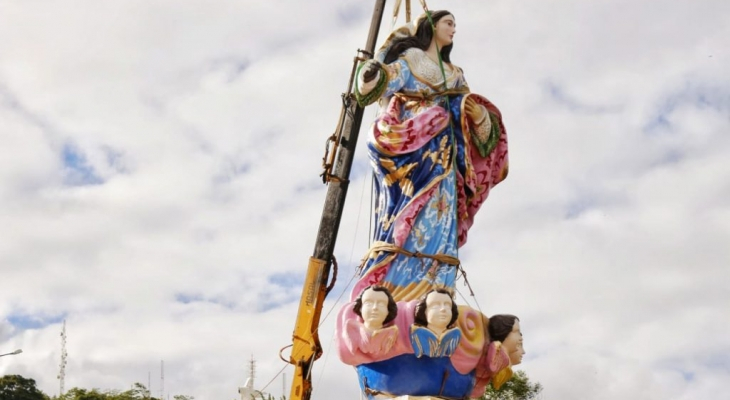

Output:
xmin=356 ymin=354 xmax=475 ymax=399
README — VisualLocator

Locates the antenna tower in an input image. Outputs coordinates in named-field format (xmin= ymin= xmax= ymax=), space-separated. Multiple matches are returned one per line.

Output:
xmin=248 ymin=354 xmax=256 ymax=388
xmin=160 ymin=360 xmax=164 ymax=400
xmin=57 ymin=319 xmax=68 ymax=396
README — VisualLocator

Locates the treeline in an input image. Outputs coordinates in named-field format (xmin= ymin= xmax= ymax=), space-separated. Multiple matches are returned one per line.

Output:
xmin=2 ymin=371 xmax=541 ymax=400
xmin=0 ymin=375 xmax=193 ymax=400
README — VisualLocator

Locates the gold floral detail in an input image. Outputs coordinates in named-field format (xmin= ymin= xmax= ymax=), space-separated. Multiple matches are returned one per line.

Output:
xmin=380 ymin=158 xmax=417 ymax=197
xmin=421 ymin=135 xmax=451 ymax=171
xmin=413 ymin=225 xmax=426 ymax=247
xmin=380 ymin=213 xmax=396 ymax=231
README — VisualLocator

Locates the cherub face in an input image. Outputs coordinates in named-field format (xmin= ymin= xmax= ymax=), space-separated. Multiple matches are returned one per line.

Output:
xmin=360 ymin=288 xmax=390 ymax=330
xmin=509 ymin=343 xmax=525 ymax=365
xmin=502 ymin=320 xmax=524 ymax=365
xmin=425 ymin=291 xmax=453 ymax=333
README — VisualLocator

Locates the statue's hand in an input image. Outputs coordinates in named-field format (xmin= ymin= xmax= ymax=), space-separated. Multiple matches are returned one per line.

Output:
xmin=362 ymin=61 xmax=381 ymax=83
xmin=465 ymin=97 xmax=488 ymax=125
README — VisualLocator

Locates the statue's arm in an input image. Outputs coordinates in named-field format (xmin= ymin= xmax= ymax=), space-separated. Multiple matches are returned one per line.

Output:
xmin=355 ymin=59 xmax=409 ymax=107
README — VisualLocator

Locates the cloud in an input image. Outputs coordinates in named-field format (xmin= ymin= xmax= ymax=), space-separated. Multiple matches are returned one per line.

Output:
xmin=1 ymin=1 xmax=729 ymax=400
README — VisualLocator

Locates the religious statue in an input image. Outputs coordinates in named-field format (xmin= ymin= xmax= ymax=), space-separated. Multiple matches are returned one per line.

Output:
xmin=334 ymin=8 xmax=521 ymax=399
xmin=351 ymin=9 xmax=509 ymax=303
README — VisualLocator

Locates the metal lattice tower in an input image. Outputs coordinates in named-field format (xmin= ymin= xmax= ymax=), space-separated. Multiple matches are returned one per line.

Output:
xmin=57 ymin=320 xmax=68 ymax=396
xmin=160 ymin=360 xmax=165 ymax=400
xmin=248 ymin=355 xmax=256 ymax=388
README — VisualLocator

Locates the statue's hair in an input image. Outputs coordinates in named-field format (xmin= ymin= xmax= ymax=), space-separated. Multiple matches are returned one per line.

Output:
xmin=383 ymin=10 xmax=454 ymax=64
xmin=488 ymin=314 xmax=520 ymax=342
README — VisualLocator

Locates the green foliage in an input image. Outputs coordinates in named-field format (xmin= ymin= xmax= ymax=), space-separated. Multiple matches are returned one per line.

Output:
xmin=248 ymin=394 xmax=285 ymax=400
xmin=481 ymin=370 xmax=543 ymax=400
xmin=59 ymin=388 xmax=108 ymax=400
xmin=0 ymin=375 xmax=49 ymax=400
xmin=57 ymin=382 xmax=166 ymax=400
xmin=0 ymin=377 xmax=194 ymax=400
xmin=0 ymin=376 xmax=193 ymax=400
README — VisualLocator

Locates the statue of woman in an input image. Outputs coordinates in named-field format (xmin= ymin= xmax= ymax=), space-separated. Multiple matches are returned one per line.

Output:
xmin=353 ymin=10 xmax=509 ymax=302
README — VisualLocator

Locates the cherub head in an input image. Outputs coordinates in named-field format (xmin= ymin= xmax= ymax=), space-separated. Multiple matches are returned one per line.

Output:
xmin=353 ymin=285 xmax=398 ymax=330
xmin=414 ymin=288 xmax=459 ymax=335
xmin=488 ymin=314 xmax=524 ymax=365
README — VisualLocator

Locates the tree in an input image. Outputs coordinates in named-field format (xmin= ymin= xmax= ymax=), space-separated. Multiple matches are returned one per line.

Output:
xmin=58 ymin=383 xmax=163 ymax=400
xmin=59 ymin=388 xmax=109 ymax=400
xmin=0 ymin=375 xmax=49 ymax=400
xmin=246 ymin=394 xmax=285 ymax=400
xmin=128 ymin=383 xmax=150 ymax=399
xmin=481 ymin=370 xmax=543 ymax=400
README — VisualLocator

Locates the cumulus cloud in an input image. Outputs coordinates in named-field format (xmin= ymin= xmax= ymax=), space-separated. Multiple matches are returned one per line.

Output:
xmin=1 ymin=0 xmax=728 ymax=399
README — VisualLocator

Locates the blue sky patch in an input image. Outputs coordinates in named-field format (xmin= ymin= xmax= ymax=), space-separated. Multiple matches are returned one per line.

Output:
xmin=268 ymin=272 xmax=305 ymax=290
xmin=257 ymin=272 xmax=307 ymax=312
xmin=7 ymin=312 xmax=66 ymax=330
xmin=644 ymin=83 xmax=730 ymax=134
xmin=62 ymin=143 xmax=104 ymax=186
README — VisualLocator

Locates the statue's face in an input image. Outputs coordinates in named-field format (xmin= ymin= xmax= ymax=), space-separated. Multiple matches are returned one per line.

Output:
xmin=509 ymin=343 xmax=525 ymax=365
xmin=361 ymin=289 xmax=390 ymax=330
xmin=502 ymin=320 xmax=524 ymax=365
xmin=434 ymin=14 xmax=456 ymax=47
xmin=425 ymin=291 xmax=453 ymax=332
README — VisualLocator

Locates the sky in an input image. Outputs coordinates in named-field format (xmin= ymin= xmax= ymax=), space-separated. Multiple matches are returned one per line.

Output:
xmin=1 ymin=0 xmax=729 ymax=399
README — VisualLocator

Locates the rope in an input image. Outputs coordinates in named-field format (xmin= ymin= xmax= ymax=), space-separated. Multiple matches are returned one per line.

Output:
xmin=391 ymin=0 xmax=403 ymax=29
xmin=259 ymin=361 xmax=289 ymax=395
xmin=391 ymin=0 xmax=414 ymax=30
xmin=362 ymin=241 xmax=461 ymax=267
